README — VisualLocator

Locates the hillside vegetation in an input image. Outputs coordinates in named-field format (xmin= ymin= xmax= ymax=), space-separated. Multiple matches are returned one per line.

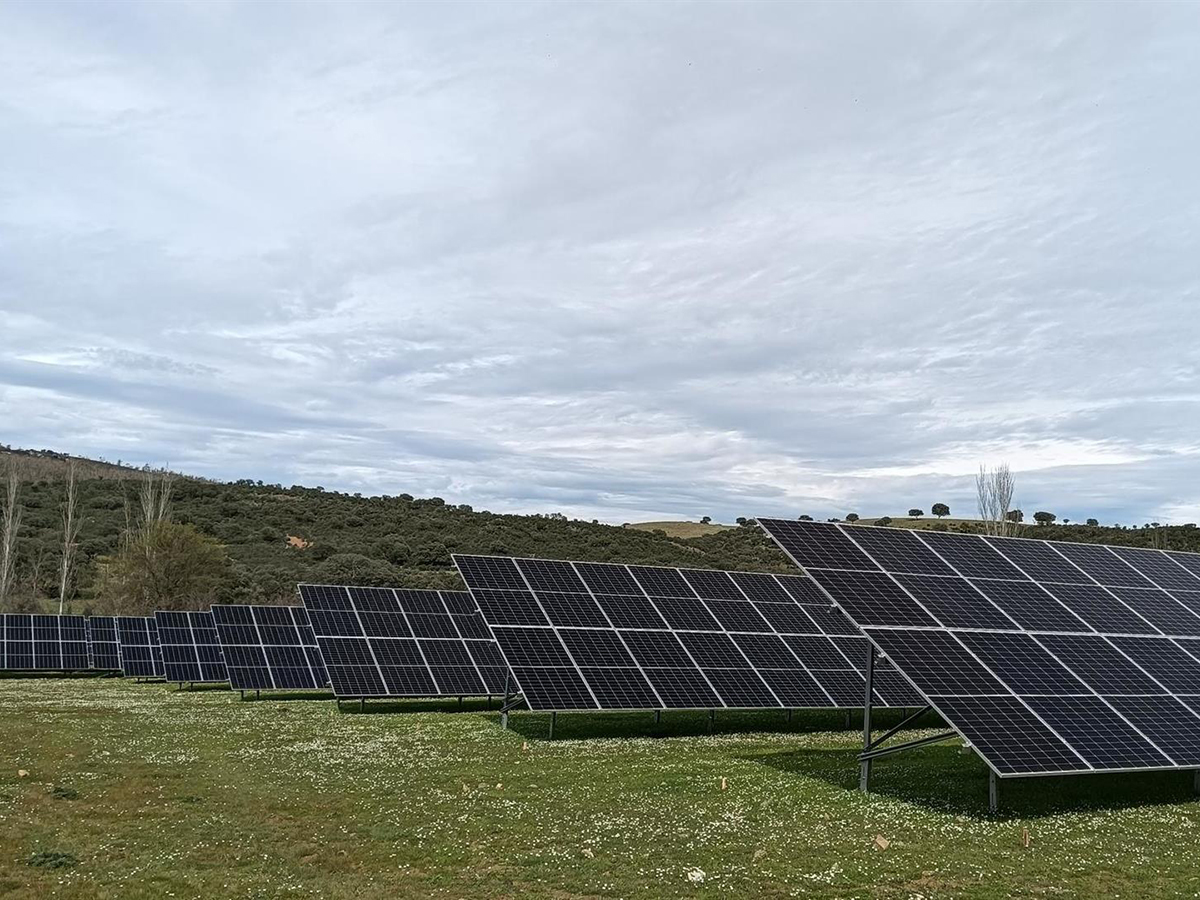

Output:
xmin=3 ymin=447 xmax=1199 ymax=615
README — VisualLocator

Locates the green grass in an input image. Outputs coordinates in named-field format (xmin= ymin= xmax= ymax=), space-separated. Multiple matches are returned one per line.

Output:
xmin=3 ymin=679 xmax=1200 ymax=898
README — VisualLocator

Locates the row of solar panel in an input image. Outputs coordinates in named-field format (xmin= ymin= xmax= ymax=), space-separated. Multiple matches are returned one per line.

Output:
xmin=446 ymin=558 xmax=924 ymax=711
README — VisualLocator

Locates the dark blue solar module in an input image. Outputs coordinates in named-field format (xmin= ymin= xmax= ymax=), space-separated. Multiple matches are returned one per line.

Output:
xmin=299 ymin=586 xmax=507 ymax=699
xmin=454 ymin=555 xmax=922 ymax=712
xmin=757 ymin=518 xmax=1200 ymax=778
xmin=154 ymin=610 xmax=228 ymax=684
xmin=116 ymin=616 xmax=164 ymax=678
xmin=0 ymin=614 xmax=89 ymax=671
xmin=211 ymin=605 xmax=328 ymax=692
xmin=87 ymin=616 xmax=122 ymax=670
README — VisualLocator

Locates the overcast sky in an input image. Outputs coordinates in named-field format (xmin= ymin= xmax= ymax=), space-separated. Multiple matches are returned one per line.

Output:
xmin=2 ymin=1 xmax=1198 ymax=526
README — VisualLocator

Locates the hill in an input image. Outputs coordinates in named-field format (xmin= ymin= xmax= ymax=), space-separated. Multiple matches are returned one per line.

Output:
xmin=626 ymin=520 xmax=736 ymax=538
xmin=0 ymin=450 xmax=793 ymax=613
xmin=4 ymin=446 xmax=1198 ymax=614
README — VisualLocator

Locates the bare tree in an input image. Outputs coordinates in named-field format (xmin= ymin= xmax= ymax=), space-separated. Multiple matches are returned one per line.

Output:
xmin=976 ymin=463 xmax=1016 ymax=537
xmin=57 ymin=461 xmax=82 ymax=614
xmin=0 ymin=464 xmax=21 ymax=608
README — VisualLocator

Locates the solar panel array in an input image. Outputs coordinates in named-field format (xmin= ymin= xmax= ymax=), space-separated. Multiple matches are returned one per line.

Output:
xmin=758 ymin=518 xmax=1200 ymax=776
xmin=154 ymin=611 xmax=228 ymax=684
xmin=211 ymin=605 xmax=328 ymax=691
xmin=116 ymin=616 xmax=165 ymax=678
xmin=86 ymin=616 xmax=122 ymax=670
xmin=0 ymin=614 xmax=89 ymax=671
xmin=299 ymin=585 xmax=509 ymax=699
xmin=453 ymin=555 xmax=923 ymax=711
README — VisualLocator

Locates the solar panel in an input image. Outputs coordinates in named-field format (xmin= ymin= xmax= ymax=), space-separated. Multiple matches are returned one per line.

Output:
xmin=211 ymin=605 xmax=328 ymax=692
xmin=86 ymin=616 xmax=122 ymax=670
xmin=453 ymin=555 xmax=923 ymax=712
xmin=758 ymin=519 xmax=1200 ymax=778
xmin=154 ymin=610 xmax=228 ymax=684
xmin=116 ymin=616 xmax=165 ymax=678
xmin=0 ymin=614 xmax=89 ymax=671
xmin=299 ymin=585 xmax=508 ymax=699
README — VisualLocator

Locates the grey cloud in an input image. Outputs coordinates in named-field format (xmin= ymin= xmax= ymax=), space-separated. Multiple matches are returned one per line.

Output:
xmin=2 ymin=0 xmax=1199 ymax=526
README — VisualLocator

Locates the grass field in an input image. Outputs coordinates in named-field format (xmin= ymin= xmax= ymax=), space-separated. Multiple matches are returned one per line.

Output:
xmin=3 ymin=679 xmax=1200 ymax=898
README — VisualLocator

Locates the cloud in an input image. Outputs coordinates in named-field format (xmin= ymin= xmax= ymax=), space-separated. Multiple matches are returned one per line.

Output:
xmin=1 ymin=0 xmax=1199 ymax=526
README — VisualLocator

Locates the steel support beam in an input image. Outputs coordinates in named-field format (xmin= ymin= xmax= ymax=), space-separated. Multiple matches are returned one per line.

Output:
xmin=859 ymin=645 xmax=876 ymax=792
xmin=989 ymin=770 xmax=999 ymax=814
xmin=858 ymin=730 xmax=958 ymax=762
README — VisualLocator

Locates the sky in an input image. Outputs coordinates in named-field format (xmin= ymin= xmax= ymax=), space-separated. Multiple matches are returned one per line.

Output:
xmin=1 ymin=1 xmax=1199 ymax=526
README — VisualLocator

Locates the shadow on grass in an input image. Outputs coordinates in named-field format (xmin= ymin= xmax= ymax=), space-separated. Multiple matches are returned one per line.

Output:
xmin=751 ymin=742 xmax=1200 ymax=819
xmin=168 ymin=682 xmax=230 ymax=693
xmin=234 ymin=690 xmax=336 ymax=702
xmin=495 ymin=707 xmax=932 ymax=742
xmin=338 ymin=697 xmax=503 ymax=715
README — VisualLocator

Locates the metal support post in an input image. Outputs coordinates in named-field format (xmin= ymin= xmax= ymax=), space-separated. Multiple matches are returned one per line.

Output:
xmin=708 ymin=708 xmax=715 ymax=733
xmin=859 ymin=645 xmax=876 ymax=793
xmin=255 ymin=689 xmax=260 ymax=700
xmin=787 ymin=709 xmax=793 ymax=723
xmin=360 ymin=697 xmax=365 ymax=712
xmin=654 ymin=709 xmax=661 ymax=724
xmin=1193 ymin=769 xmax=1199 ymax=795
xmin=844 ymin=710 xmax=852 ymax=728
xmin=989 ymin=770 xmax=999 ymax=814
xmin=239 ymin=689 xmax=245 ymax=701
xmin=549 ymin=711 xmax=557 ymax=739
xmin=458 ymin=695 xmax=463 ymax=710
xmin=501 ymin=673 xmax=512 ymax=730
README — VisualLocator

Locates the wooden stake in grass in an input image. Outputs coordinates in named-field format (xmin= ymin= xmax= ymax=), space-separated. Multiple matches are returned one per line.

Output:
xmin=521 ymin=741 xmax=529 ymax=751
xmin=720 ymin=777 xmax=727 ymax=791
xmin=1022 ymin=828 xmax=1031 ymax=849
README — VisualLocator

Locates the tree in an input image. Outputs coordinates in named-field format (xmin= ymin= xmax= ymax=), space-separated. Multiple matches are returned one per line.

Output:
xmin=798 ymin=515 xmax=813 ymax=521
xmin=1006 ymin=509 xmax=1024 ymax=524
xmin=735 ymin=517 xmax=749 ymax=527
xmin=700 ymin=516 xmax=712 ymax=525
xmin=1086 ymin=518 xmax=1099 ymax=527
xmin=976 ymin=463 xmax=1016 ymax=536
xmin=845 ymin=513 xmax=860 ymax=522
xmin=876 ymin=516 xmax=893 ymax=526
xmin=932 ymin=503 xmax=950 ymax=518
xmin=1033 ymin=511 xmax=1057 ymax=526
xmin=312 ymin=553 xmax=400 ymax=587
xmin=96 ymin=521 xmax=229 ymax=614
xmin=58 ymin=461 xmax=82 ymax=613
xmin=908 ymin=509 xmax=924 ymax=519
xmin=0 ymin=464 xmax=21 ymax=609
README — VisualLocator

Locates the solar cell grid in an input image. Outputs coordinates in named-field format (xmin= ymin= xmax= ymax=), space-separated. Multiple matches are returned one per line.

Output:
xmin=754 ymin=519 xmax=876 ymax=571
xmin=87 ymin=616 xmax=122 ymax=670
xmin=1038 ymin=584 xmax=1159 ymax=635
xmin=864 ymin=629 xmax=1007 ymax=695
xmin=1110 ymin=547 xmax=1200 ymax=592
xmin=758 ymin=518 xmax=1200 ymax=778
xmin=983 ymin=536 xmax=1093 ymax=584
xmin=912 ymin=531 xmax=1028 ymax=581
xmin=967 ymin=580 xmax=1091 ymax=632
xmin=1021 ymin=696 xmax=1171 ymax=770
xmin=680 ymin=568 xmax=746 ymax=601
xmin=154 ymin=610 xmax=228 ymax=684
xmin=842 ymin=526 xmax=958 ymax=576
xmin=456 ymin=554 xmax=917 ymax=712
xmin=892 ymin=574 xmax=1017 ymax=630
xmin=299 ymin=586 xmax=507 ymax=699
xmin=1 ymin=614 xmax=90 ymax=671
xmin=1050 ymin=542 xmax=1156 ymax=588
xmin=211 ymin=605 xmax=326 ymax=692
xmin=729 ymin=571 xmax=795 ymax=604
xmin=116 ymin=616 xmax=164 ymax=678
xmin=1107 ymin=588 xmax=1200 ymax=636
